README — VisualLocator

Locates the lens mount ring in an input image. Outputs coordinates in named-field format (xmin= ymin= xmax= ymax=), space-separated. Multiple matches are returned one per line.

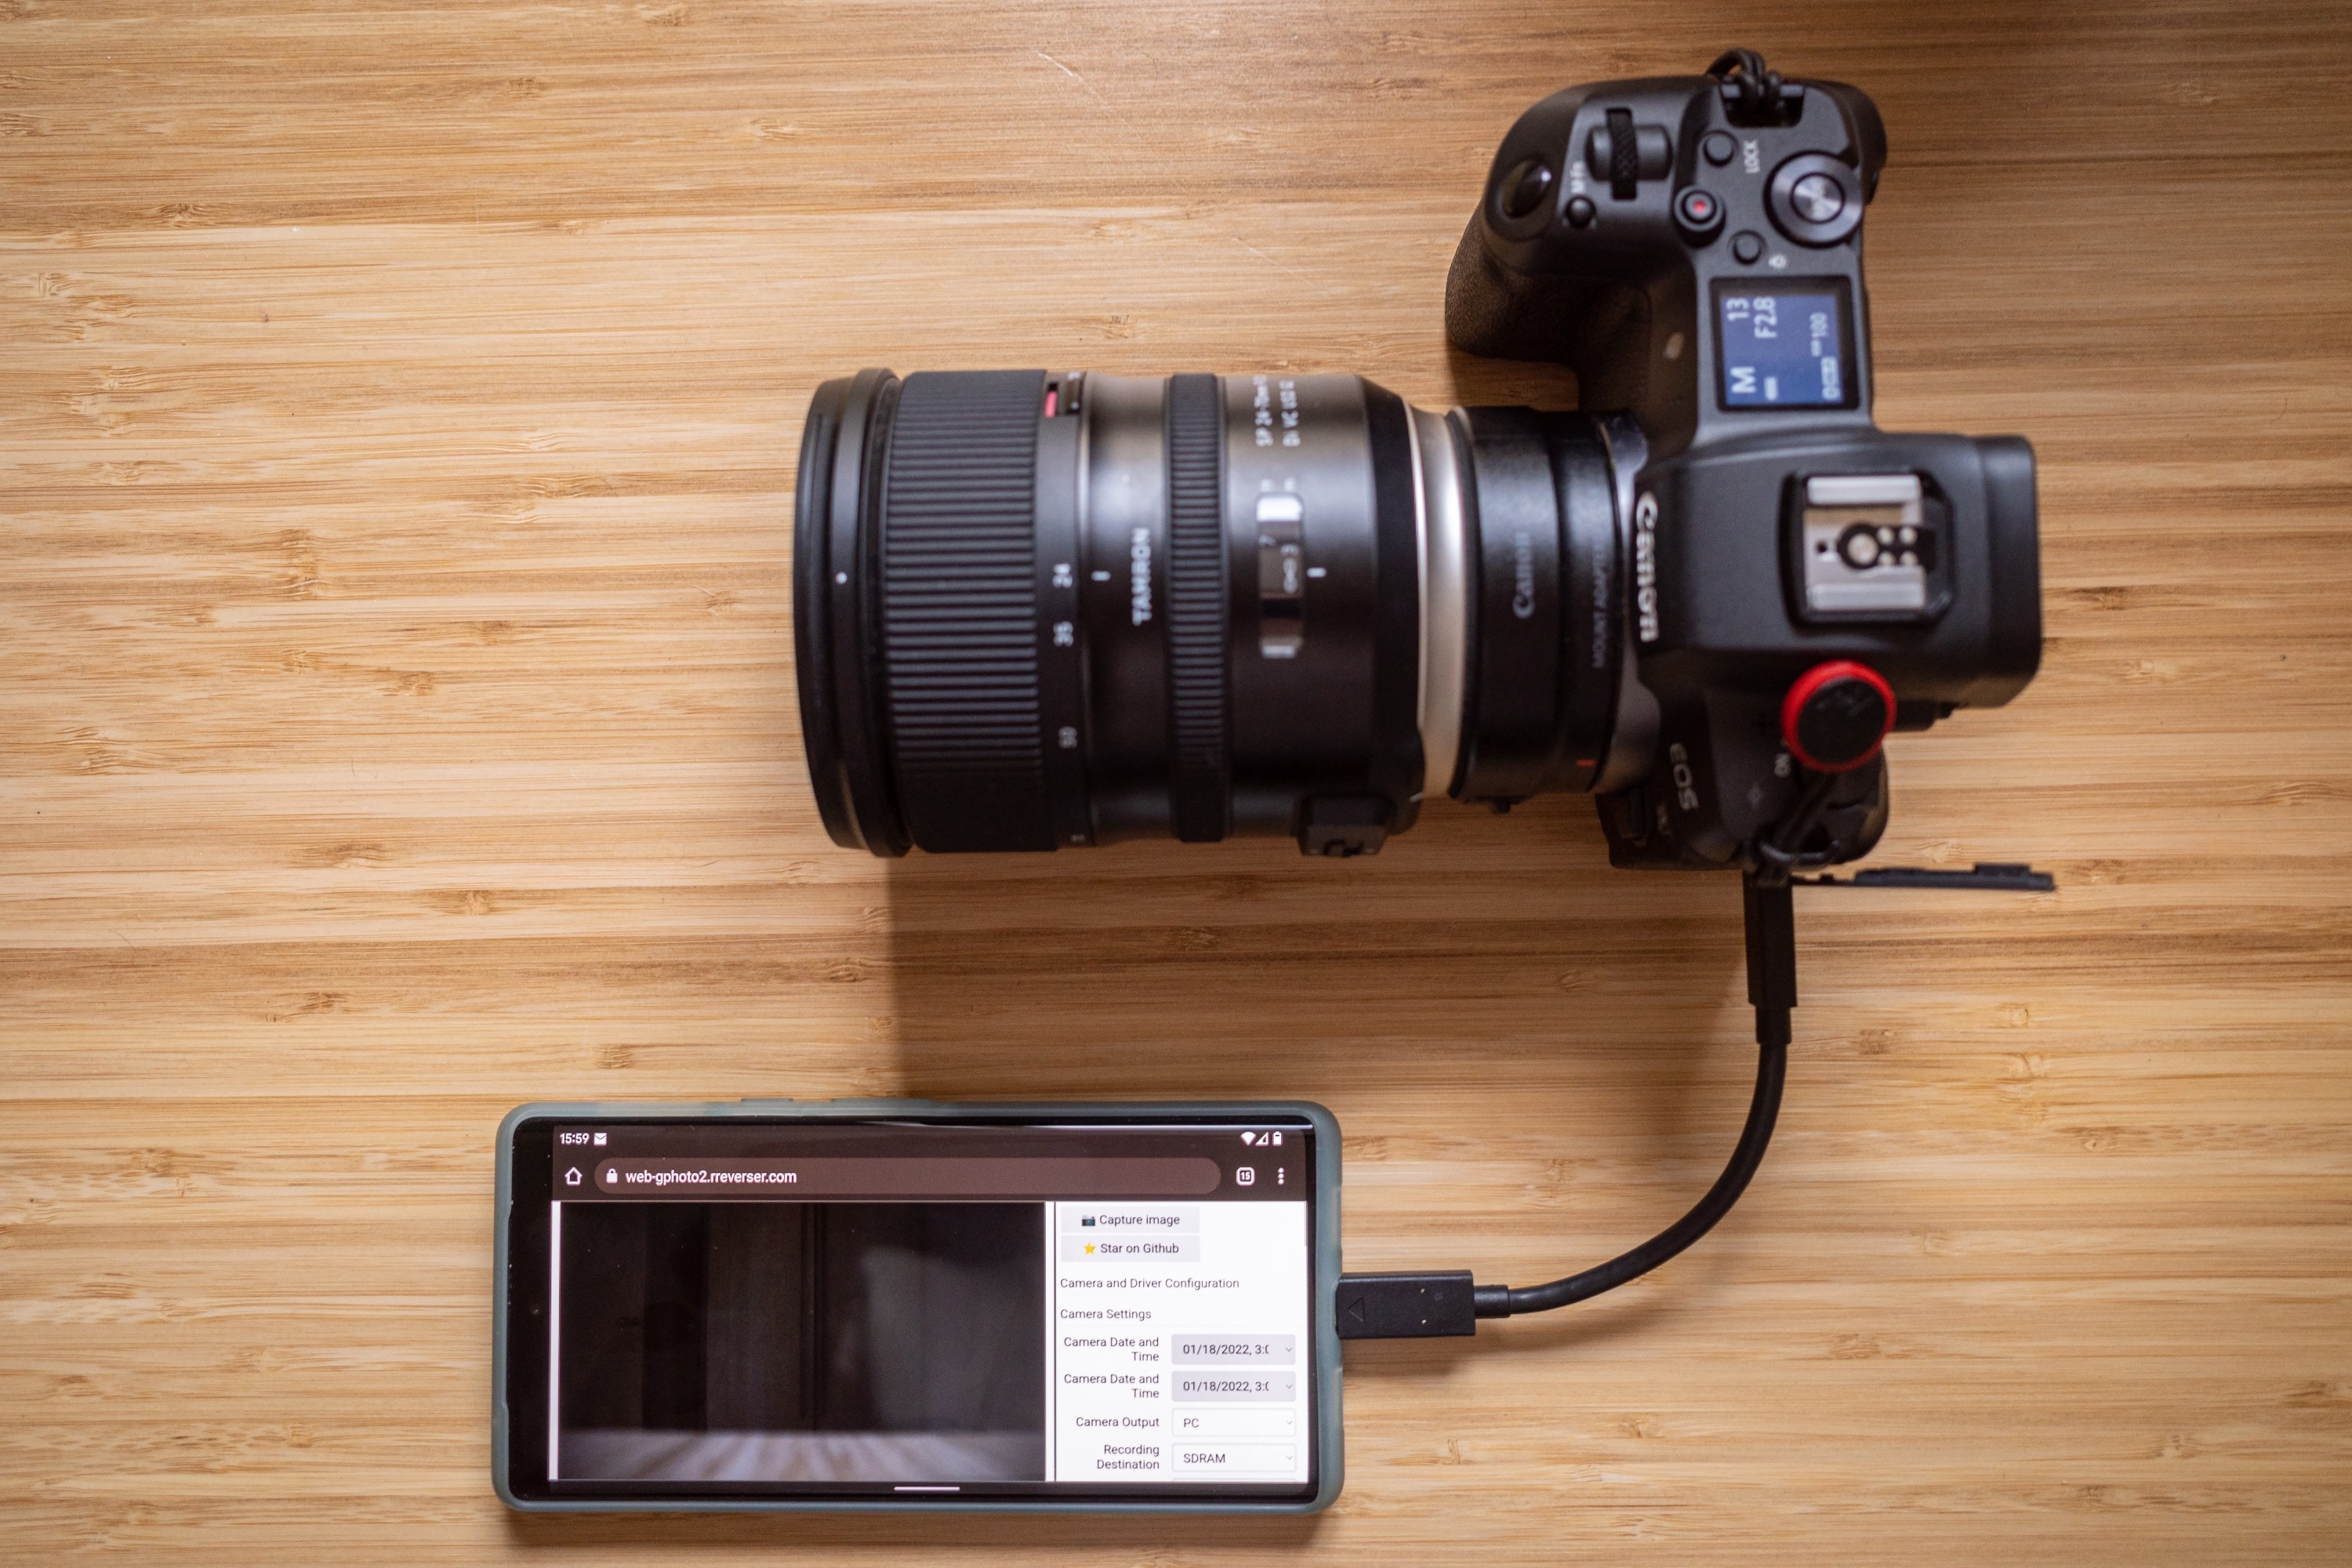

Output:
xmin=1448 ymin=408 xmax=1628 ymax=804
xmin=1450 ymin=406 xmax=1566 ymax=803
xmin=1549 ymin=413 xmax=1621 ymax=793
xmin=1361 ymin=382 xmax=1428 ymax=837
xmin=1411 ymin=405 xmax=1472 ymax=799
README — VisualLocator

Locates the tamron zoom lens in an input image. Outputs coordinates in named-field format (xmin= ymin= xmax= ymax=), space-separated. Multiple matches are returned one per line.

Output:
xmin=793 ymin=367 xmax=1643 ymax=855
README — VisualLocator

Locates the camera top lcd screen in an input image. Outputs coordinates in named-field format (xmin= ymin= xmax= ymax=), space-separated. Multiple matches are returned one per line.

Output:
xmin=1715 ymin=283 xmax=1856 ymax=410
xmin=502 ymin=1112 xmax=1322 ymax=1508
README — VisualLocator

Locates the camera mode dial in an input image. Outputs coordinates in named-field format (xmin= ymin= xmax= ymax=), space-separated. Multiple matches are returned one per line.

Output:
xmin=1766 ymin=153 xmax=1864 ymax=247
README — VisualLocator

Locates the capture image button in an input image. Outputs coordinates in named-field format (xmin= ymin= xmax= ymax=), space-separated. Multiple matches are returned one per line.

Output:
xmin=1673 ymin=187 xmax=1724 ymax=240
xmin=1702 ymin=130 xmax=1737 ymax=166
xmin=1731 ymin=230 xmax=1764 ymax=263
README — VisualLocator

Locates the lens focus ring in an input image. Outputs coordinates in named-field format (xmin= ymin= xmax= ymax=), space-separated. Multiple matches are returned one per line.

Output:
xmin=880 ymin=370 xmax=1054 ymax=851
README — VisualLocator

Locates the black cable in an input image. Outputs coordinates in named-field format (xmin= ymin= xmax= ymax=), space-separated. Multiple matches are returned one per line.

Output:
xmin=1330 ymin=760 xmax=2044 ymax=1338
xmin=1748 ymin=768 xmax=1841 ymax=884
xmin=1478 ymin=1024 xmax=1785 ymax=1318
xmin=1475 ymin=872 xmax=1793 ymax=1319
xmin=1334 ymin=871 xmax=1798 ymax=1338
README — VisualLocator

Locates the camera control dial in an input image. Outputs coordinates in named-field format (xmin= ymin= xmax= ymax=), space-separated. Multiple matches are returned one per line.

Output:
xmin=1766 ymin=153 xmax=1864 ymax=247
xmin=1584 ymin=108 xmax=1671 ymax=199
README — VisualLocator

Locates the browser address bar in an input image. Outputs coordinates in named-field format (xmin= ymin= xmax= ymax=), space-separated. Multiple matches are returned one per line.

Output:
xmin=583 ymin=1156 xmax=1226 ymax=1200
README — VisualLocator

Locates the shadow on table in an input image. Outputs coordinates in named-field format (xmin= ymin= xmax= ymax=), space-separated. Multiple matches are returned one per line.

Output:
xmin=873 ymin=790 xmax=1754 ymax=1344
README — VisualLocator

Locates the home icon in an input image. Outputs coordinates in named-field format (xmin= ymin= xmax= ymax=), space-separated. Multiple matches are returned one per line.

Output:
xmin=564 ymin=1167 xmax=583 ymax=1188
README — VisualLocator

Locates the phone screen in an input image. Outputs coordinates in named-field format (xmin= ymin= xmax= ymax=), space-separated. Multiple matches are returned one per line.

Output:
xmin=502 ymin=1112 xmax=1321 ymax=1504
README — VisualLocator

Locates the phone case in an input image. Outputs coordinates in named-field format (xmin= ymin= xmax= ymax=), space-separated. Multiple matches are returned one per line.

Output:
xmin=492 ymin=1097 xmax=1345 ymax=1513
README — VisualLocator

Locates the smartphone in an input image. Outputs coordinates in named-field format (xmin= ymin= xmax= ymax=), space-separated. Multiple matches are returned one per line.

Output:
xmin=494 ymin=1099 xmax=1342 ymax=1513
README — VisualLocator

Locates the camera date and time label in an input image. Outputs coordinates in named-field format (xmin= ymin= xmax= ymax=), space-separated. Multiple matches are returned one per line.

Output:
xmin=1046 ymin=1201 xmax=1311 ymax=1483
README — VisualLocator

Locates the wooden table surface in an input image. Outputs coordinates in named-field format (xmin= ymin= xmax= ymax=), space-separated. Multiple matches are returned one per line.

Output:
xmin=5 ymin=2 xmax=2349 ymax=1563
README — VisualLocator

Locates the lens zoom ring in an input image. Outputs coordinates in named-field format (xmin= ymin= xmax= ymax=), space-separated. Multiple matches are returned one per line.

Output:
xmin=1164 ymin=373 xmax=1230 ymax=842
xmin=879 ymin=370 xmax=1054 ymax=851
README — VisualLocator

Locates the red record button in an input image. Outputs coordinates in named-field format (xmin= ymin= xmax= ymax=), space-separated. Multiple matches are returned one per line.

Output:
xmin=1675 ymin=187 xmax=1725 ymax=239
xmin=1780 ymin=661 xmax=1894 ymax=772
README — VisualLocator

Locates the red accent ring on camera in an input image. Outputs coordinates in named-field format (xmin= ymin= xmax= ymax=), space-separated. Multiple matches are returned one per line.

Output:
xmin=1780 ymin=660 xmax=1895 ymax=772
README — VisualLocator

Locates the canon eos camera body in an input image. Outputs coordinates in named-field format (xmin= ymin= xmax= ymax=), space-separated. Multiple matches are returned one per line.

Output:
xmin=793 ymin=53 xmax=2042 ymax=881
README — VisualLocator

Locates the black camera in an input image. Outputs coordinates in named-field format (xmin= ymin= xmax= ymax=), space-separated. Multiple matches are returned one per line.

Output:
xmin=793 ymin=51 xmax=2041 ymax=884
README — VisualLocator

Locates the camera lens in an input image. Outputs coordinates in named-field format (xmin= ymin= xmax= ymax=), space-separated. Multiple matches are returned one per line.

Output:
xmin=793 ymin=368 xmax=1643 ymax=855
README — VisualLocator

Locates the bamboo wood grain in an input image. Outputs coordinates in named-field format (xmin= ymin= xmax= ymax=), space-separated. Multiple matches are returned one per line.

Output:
xmin=3 ymin=2 xmax=2350 ymax=1563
